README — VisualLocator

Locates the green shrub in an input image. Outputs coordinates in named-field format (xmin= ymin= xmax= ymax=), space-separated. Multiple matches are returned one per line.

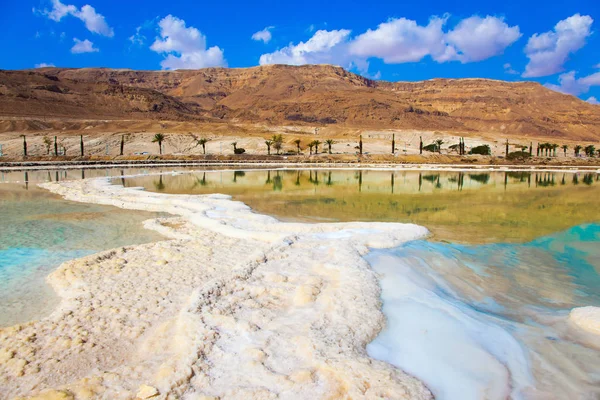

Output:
xmin=234 ymin=148 xmax=246 ymax=154
xmin=423 ymin=144 xmax=438 ymax=152
xmin=469 ymin=145 xmax=491 ymax=155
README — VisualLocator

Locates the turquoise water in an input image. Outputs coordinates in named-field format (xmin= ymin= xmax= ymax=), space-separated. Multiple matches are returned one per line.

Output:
xmin=366 ymin=224 xmax=600 ymax=399
xmin=0 ymin=170 xmax=166 ymax=327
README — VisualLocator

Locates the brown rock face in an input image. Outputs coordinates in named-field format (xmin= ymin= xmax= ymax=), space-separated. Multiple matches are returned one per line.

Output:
xmin=1 ymin=64 xmax=599 ymax=140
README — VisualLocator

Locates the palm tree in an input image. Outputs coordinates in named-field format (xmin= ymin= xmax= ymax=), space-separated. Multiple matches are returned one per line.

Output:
xmin=272 ymin=134 xmax=283 ymax=155
xmin=43 ymin=136 xmax=52 ymax=155
xmin=313 ymin=140 xmax=322 ymax=154
xmin=231 ymin=142 xmax=238 ymax=152
xmin=197 ymin=138 xmax=209 ymax=154
xmin=585 ymin=145 xmax=596 ymax=157
xmin=294 ymin=139 xmax=301 ymax=155
xmin=574 ymin=145 xmax=582 ymax=157
xmin=562 ymin=144 xmax=568 ymax=157
xmin=21 ymin=135 xmax=27 ymax=157
xmin=265 ymin=139 xmax=273 ymax=155
xmin=152 ymin=133 xmax=165 ymax=155
xmin=308 ymin=142 xmax=314 ymax=155
xmin=435 ymin=139 xmax=444 ymax=154
xmin=552 ymin=143 xmax=559 ymax=157
xmin=325 ymin=139 xmax=335 ymax=154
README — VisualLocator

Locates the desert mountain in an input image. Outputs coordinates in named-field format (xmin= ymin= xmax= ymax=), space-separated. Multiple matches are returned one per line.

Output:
xmin=1 ymin=64 xmax=599 ymax=140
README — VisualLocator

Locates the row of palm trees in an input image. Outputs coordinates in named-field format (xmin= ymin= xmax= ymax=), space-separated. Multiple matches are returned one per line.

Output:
xmin=10 ymin=133 xmax=600 ymax=159
xmin=536 ymin=142 xmax=599 ymax=157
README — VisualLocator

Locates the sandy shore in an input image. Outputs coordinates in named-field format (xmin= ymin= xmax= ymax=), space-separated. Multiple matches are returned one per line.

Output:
xmin=0 ymin=177 xmax=432 ymax=399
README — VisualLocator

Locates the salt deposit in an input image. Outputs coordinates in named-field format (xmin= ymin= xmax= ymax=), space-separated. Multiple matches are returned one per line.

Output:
xmin=0 ymin=177 xmax=431 ymax=399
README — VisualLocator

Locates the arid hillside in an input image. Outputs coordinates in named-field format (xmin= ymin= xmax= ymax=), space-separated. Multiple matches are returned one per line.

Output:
xmin=1 ymin=64 xmax=599 ymax=141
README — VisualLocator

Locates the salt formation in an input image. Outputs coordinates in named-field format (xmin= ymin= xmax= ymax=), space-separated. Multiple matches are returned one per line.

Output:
xmin=0 ymin=178 xmax=431 ymax=399
xmin=569 ymin=306 xmax=600 ymax=335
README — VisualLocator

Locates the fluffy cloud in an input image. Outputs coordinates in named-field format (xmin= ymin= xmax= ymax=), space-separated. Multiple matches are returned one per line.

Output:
xmin=349 ymin=17 xmax=452 ymax=63
xmin=545 ymin=70 xmax=600 ymax=95
xmin=71 ymin=38 xmax=99 ymax=53
xmin=259 ymin=15 xmax=520 ymax=69
xmin=259 ymin=29 xmax=352 ymax=66
xmin=445 ymin=16 xmax=521 ymax=62
xmin=39 ymin=0 xmax=114 ymax=37
xmin=587 ymin=96 xmax=599 ymax=104
xmin=34 ymin=63 xmax=56 ymax=68
xmin=252 ymin=26 xmax=274 ymax=43
xmin=523 ymin=14 xmax=593 ymax=78
xmin=150 ymin=15 xmax=226 ymax=70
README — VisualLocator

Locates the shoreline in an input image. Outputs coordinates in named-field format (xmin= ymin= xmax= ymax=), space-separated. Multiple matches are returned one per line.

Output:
xmin=1 ymin=161 xmax=599 ymax=174
xmin=0 ymin=177 xmax=433 ymax=399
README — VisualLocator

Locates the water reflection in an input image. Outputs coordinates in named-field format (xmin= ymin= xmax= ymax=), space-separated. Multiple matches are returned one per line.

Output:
xmin=121 ymin=169 xmax=600 ymax=243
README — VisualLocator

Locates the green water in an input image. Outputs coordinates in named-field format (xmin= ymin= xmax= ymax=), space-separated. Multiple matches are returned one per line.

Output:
xmin=122 ymin=169 xmax=600 ymax=243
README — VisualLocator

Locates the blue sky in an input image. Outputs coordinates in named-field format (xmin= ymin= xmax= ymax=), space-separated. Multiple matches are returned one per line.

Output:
xmin=1 ymin=0 xmax=599 ymax=103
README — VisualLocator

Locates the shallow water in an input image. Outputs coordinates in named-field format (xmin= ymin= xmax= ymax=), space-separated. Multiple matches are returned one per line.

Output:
xmin=0 ymin=169 xmax=166 ymax=326
xmin=366 ymin=224 xmax=600 ymax=399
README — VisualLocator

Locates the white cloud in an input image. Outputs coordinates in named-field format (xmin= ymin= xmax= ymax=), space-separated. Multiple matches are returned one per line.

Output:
xmin=545 ymin=70 xmax=600 ymax=95
xmin=523 ymin=14 xmax=593 ymax=77
xmin=252 ymin=26 xmax=274 ymax=43
xmin=129 ymin=26 xmax=146 ymax=46
xmin=259 ymin=29 xmax=352 ymax=66
xmin=39 ymin=0 xmax=114 ymax=37
xmin=349 ymin=17 xmax=452 ymax=63
xmin=75 ymin=5 xmax=114 ymax=37
xmin=503 ymin=63 xmax=518 ymax=74
xmin=150 ymin=15 xmax=226 ymax=70
xmin=259 ymin=15 xmax=520 ymax=71
xmin=71 ymin=38 xmax=99 ymax=53
xmin=34 ymin=63 xmax=55 ymax=68
xmin=587 ymin=96 xmax=599 ymax=104
xmin=445 ymin=16 xmax=521 ymax=62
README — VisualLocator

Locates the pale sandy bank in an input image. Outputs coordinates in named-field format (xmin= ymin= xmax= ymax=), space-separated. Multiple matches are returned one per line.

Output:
xmin=0 ymin=177 xmax=432 ymax=399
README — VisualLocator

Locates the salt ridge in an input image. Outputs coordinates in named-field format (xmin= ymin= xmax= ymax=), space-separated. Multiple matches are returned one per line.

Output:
xmin=0 ymin=177 xmax=431 ymax=399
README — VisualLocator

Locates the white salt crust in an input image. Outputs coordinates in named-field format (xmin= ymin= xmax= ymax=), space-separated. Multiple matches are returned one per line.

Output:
xmin=0 ymin=178 xmax=432 ymax=400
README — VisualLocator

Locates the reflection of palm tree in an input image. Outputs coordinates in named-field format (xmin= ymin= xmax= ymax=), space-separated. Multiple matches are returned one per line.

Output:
xmin=583 ymin=173 xmax=594 ymax=185
xmin=309 ymin=170 xmax=320 ymax=185
xmin=154 ymin=175 xmax=165 ymax=191
xmin=233 ymin=170 xmax=245 ymax=182
xmin=390 ymin=172 xmax=394 ymax=193
xmin=191 ymin=173 xmax=208 ymax=189
xmin=272 ymin=172 xmax=283 ymax=191
xmin=265 ymin=170 xmax=272 ymax=184
xmin=295 ymin=171 xmax=301 ymax=186
xmin=572 ymin=174 xmax=579 ymax=185
xmin=326 ymin=171 xmax=333 ymax=186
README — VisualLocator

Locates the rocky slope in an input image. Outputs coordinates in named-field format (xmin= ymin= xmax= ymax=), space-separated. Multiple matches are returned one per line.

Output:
xmin=1 ymin=64 xmax=599 ymax=140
